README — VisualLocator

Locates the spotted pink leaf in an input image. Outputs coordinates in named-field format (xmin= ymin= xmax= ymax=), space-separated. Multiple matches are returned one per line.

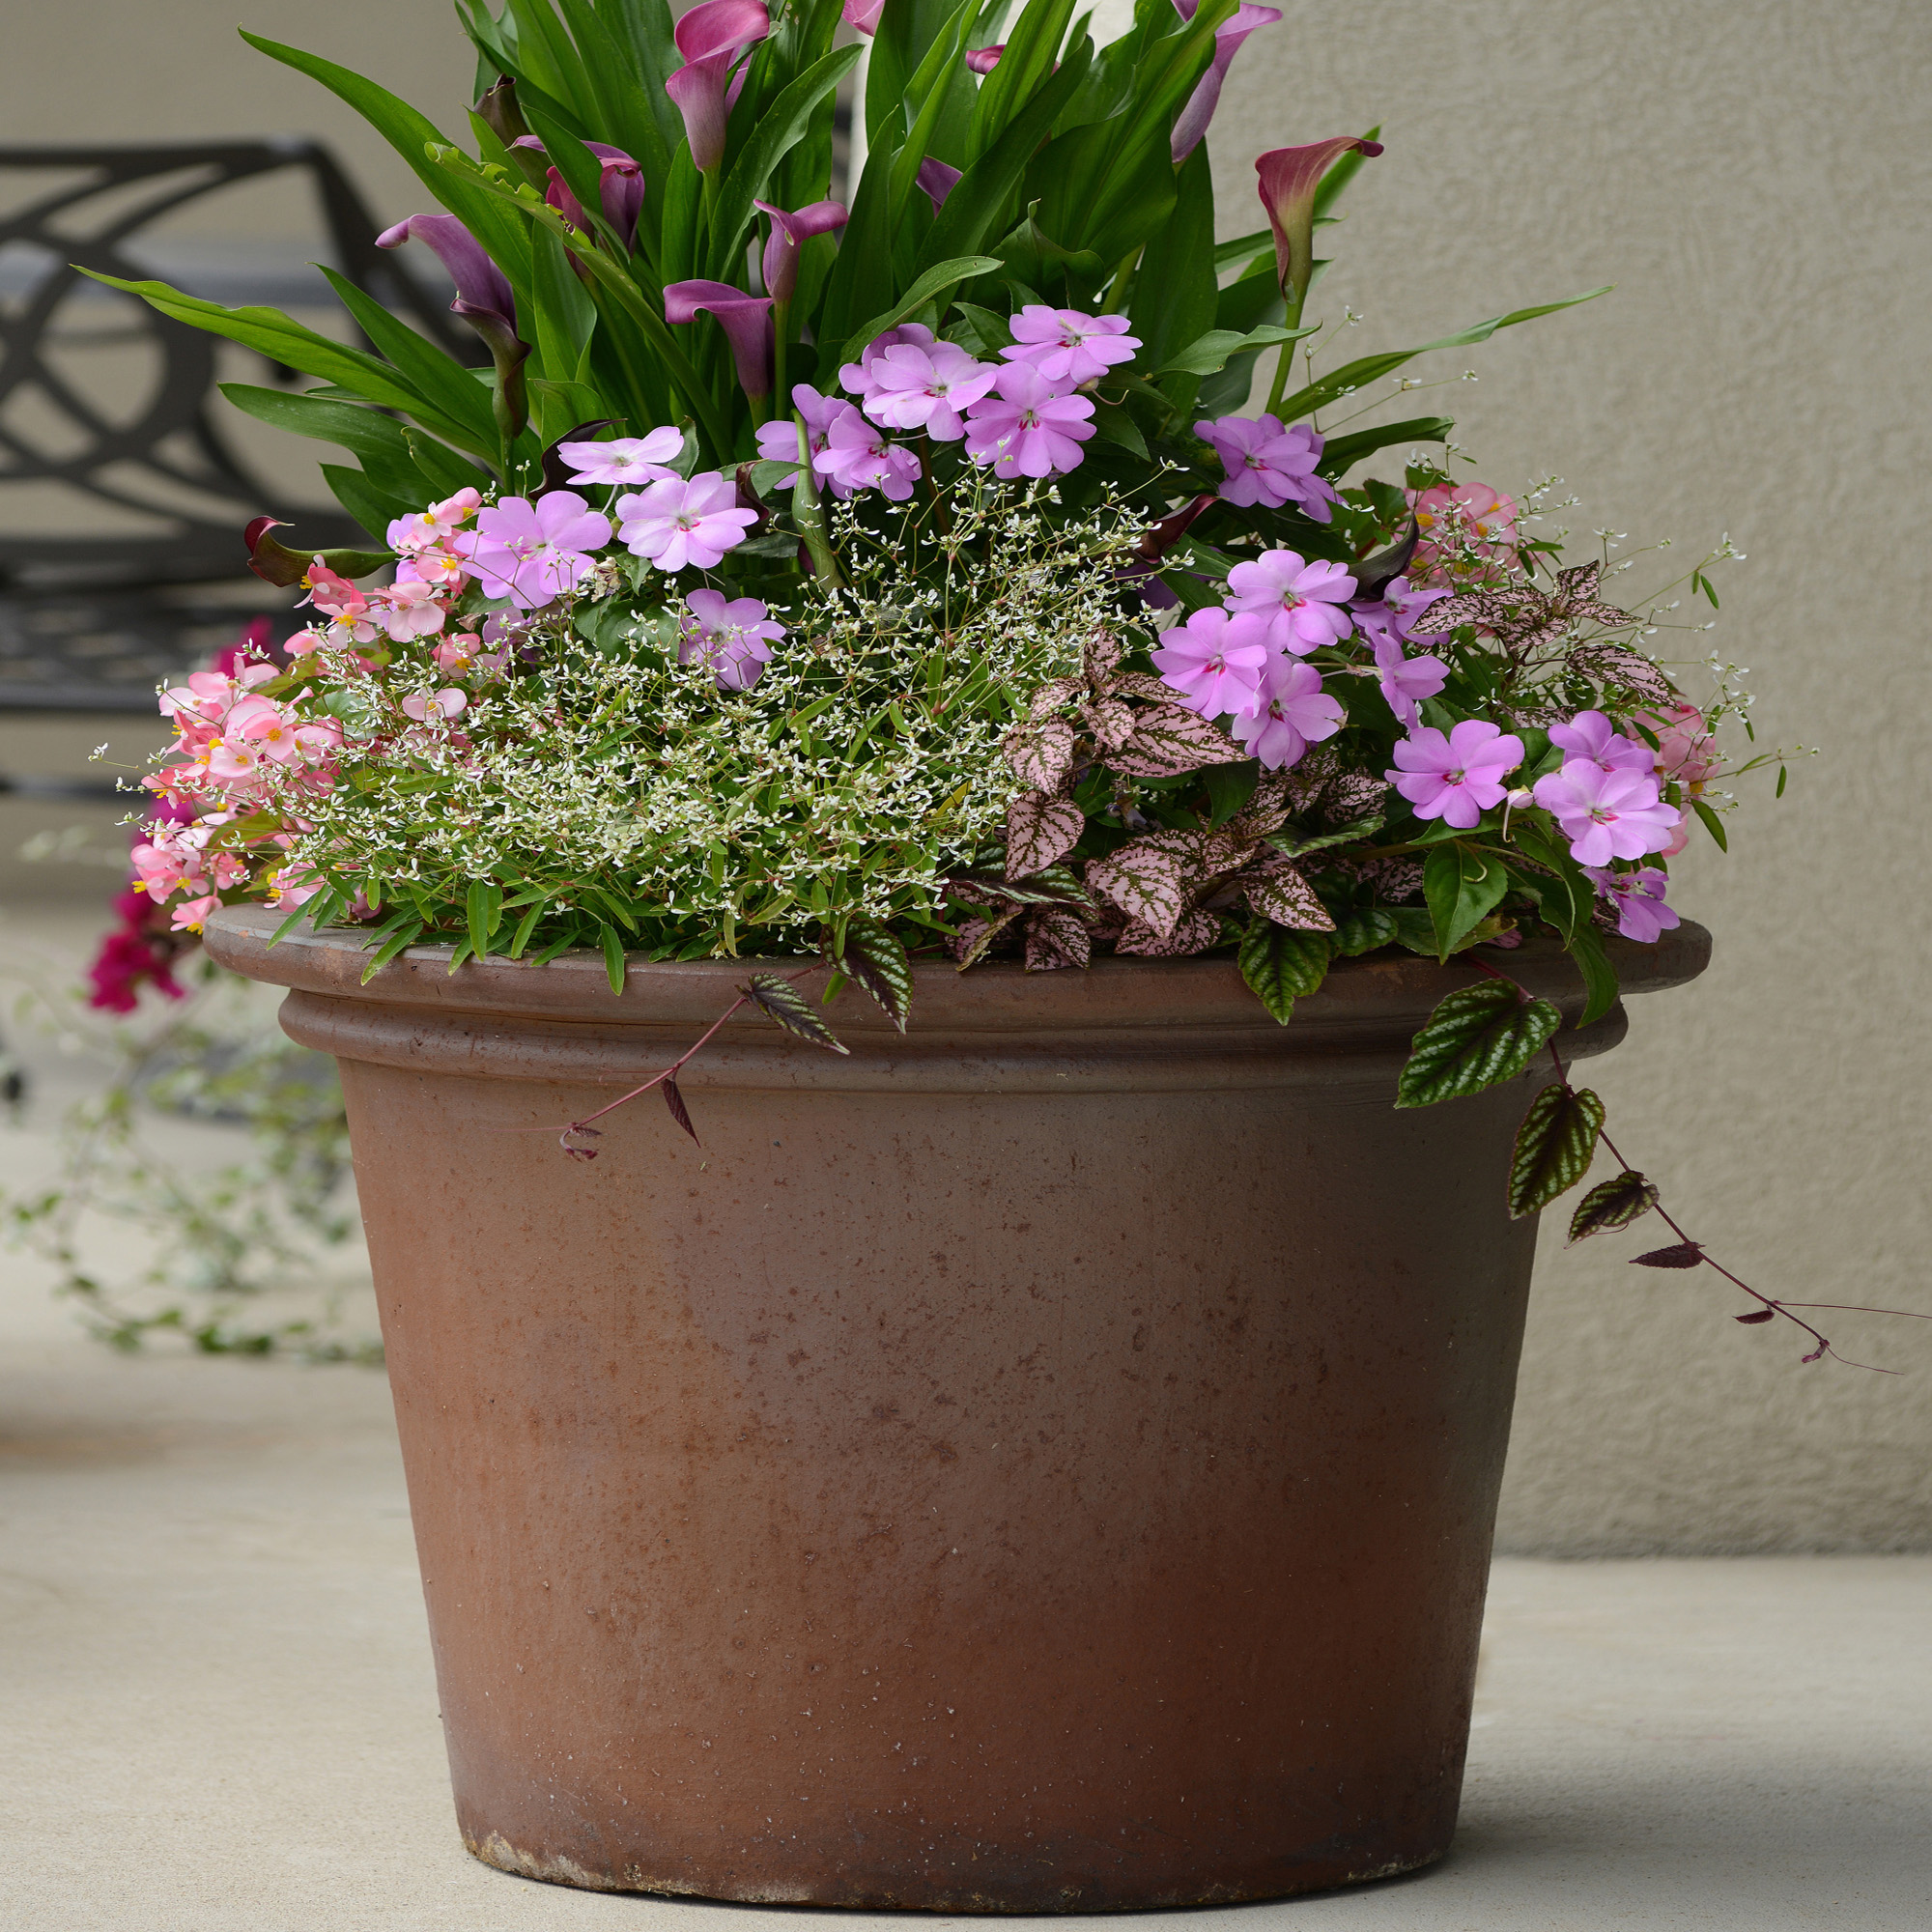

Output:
xmin=1241 ymin=857 xmax=1335 ymax=931
xmin=1005 ymin=718 xmax=1078 ymax=791
xmin=1107 ymin=704 xmax=1244 ymax=779
xmin=1006 ymin=790 xmax=1086 ymax=878
xmin=1024 ymin=905 xmax=1092 ymax=970
xmin=1084 ymin=838 xmax=1191 ymax=936
xmin=1116 ymin=909 xmax=1222 ymax=956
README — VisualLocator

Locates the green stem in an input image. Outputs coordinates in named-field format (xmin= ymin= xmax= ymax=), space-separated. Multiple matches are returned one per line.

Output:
xmin=792 ymin=415 xmax=842 ymax=589
xmin=1263 ymin=287 xmax=1307 ymax=419
xmin=1100 ymin=244 xmax=1143 ymax=313
xmin=770 ymin=298 xmax=790 ymax=429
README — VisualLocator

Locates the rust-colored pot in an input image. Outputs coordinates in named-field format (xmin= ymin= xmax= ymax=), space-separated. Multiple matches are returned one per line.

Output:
xmin=207 ymin=904 xmax=1707 ymax=1910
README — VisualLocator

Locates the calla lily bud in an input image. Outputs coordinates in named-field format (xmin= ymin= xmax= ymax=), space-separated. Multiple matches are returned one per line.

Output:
xmin=379 ymin=214 xmax=529 ymax=442
xmin=667 ymin=0 xmax=770 ymax=171
xmin=1171 ymin=5 xmax=1280 ymax=163
xmin=510 ymin=137 xmax=645 ymax=250
xmin=915 ymin=159 xmax=962 ymax=213
xmin=964 ymin=45 xmax=1004 ymax=73
xmin=666 ymin=279 xmax=774 ymax=401
xmin=473 ymin=77 xmax=545 ymax=185
xmin=753 ymin=198 xmax=848 ymax=303
xmin=1256 ymin=137 xmax=1383 ymax=307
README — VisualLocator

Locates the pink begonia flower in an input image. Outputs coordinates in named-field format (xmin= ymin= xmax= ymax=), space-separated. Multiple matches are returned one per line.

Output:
xmin=665 ymin=279 xmax=773 ymax=400
xmin=614 ymin=472 xmax=758 ymax=571
xmin=964 ymin=44 xmax=1003 ymax=72
xmin=1256 ymin=136 xmax=1383 ymax=303
xmin=432 ymin=632 xmax=512 ymax=678
xmin=665 ymin=0 xmax=771 ymax=171
xmin=509 ymin=137 xmax=645 ymax=249
xmin=1388 ymin=720 xmax=1525 ymax=829
xmin=235 ymin=703 xmax=340 ymax=767
xmin=283 ymin=629 xmax=326 ymax=658
xmin=1407 ymin=481 xmax=1518 ymax=580
xmin=963 ymin=362 xmax=1095 ymax=479
xmin=557 ymin=426 xmax=684 ymax=488
xmin=753 ymin=384 xmax=855 ymax=496
xmin=842 ymin=0 xmax=885 ymax=33
xmin=680 ymin=588 xmax=784 ymax=693
xmin=387 ymin=489 xmax=481 ymax=554
xmin=838 ymin=324 xmax=937 ymax=407
xmin=1196 ymin=413 xmax=1338 ymax=520
xmin=399 ymin=548 xmax=469 ymax=593
xmin=368 ymin=577 xmax=448 ymax=642
xmin=915 ymin=159 xmax=961 ymax=212
xmin=1001 ymin=305 xmax=1141 ymax=387
xmin=170 ymin=895 xmax=220 ymax=935
xmin=754 ymin=199 xmax=848 ymax=303
xmin=1223 ymin=548 xmax=1355 ymax=655
xmin=1632 ymin=702 xmax=1720 ymax=856
xmin=815 ymin=408 xmax=923 ymax=500
xmin=1151 ymin=607 xmax=1272 ymax=719
xmin=1232 ymin=656 xmax=1345 ymax=769
xmin=457 ymin=493 xmax=613 ymax=611
xmin=1585 ymin=865 xmax=1681 ymax=944
xmin=1532 ymin=761 xmax=1679 ymax=867
xmin=1171 ymin=4 xmax=1281 ymax=163
xmin=1548 ymin=708 xmax=1655 ymax=775
xmin=300 ymin=562 xmax=381 ymax=642
xmin=855 ymin=339 xmax=997 ymax=441
xmin=1370 ymin=637 xmax=1449 ymax=729
xmin=131 ymin=838 xmax=194 ymax=900
xmin=399 ymin=688 xmax=469 ymax=724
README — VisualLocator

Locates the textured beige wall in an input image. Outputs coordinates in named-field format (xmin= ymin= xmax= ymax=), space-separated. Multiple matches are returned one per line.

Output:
xmin=15 ymin=1 xmax=1932 ymax=1549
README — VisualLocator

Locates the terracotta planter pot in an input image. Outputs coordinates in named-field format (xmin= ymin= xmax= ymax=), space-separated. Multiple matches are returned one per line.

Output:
xmin=207 ymin=903 xmax=1707 ymax=1910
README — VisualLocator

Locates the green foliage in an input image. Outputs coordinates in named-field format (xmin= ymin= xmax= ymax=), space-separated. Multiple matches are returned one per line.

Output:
xmin=1507 ymin=1080 xmax=1605 ymax=1218
xmin=1396 ymin=980 xmax=1561 ymax=1108
xmin=1568 ymin=1167 xmax=1660 ymax=1243
xmin=1238 ymin=920 xmax=1331 ymax=1023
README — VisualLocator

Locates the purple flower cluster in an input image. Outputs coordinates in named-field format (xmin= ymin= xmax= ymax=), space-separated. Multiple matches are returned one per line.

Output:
xmin=1197 ymin=413 xmax=1339 ymax=521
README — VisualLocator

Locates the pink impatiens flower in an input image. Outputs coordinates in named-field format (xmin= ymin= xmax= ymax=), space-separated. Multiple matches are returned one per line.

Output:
xmin=1196 ymin=413 xmax=1338 ymax=520
xmin=1370 ymin=637 xmax=1449 ymax=729
xmin=1548 ymin=708 xmax=1655 ymax=775
xmin=1585 ymin=865 xmax=1681 ymax=943
xmin=557 ymin=426 xmax=684 ymax=488
xmin=1223 ymin=548 xmax=1355 ymax=655
xmin=614 ymin=472 xmax=757 ymax=571
xmin=754 ymin=384 xmax=856 ymax=496
xmin=1388 ymin=720 xmax=1525 ymax=829
xmin=814 ymin=408 xmax=922 ymax=500
xmin=458 ymin=493 xmax=612 ymax=610
xmin=1000 ymin=305 xmax=1141 ymax=387
xmin=1532 ymin=761 xmax=1679 ymax=867
xmin=963 ymin=363 xmax=1095 ymax=479
xmin=1151 ymin=607 xmax=1272 ymax=719
xmin=679 ymin=589 xmax=783 ymax=692
xmin=1231 ymin=657 xmax=1345 ymax=770
xmin=853 ymin=339 xmax=997 ymax=441
xmin=838 ymin=324 xmax=938 ymax=409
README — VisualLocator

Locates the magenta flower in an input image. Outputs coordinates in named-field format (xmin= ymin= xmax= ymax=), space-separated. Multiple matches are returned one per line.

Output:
xmin=1548 ymin=708 xmax=1656 ymax=775
xmin=1197 ymin=413 xmax=1338 ymax=519
xmin=509 ymin=137 xmax=645 ymax=249
xmin=1351 ymin=577 xmax=1450 ymax=652
xmin=1001 ymin=305 xmax=1141 ymax=386
xmin=1151 ymin=607 xmax=1272 ymax=719
xmin=1223 ymin=548 xmax=1355 ymax=655
xmin=755 ymin=198 xmax=849 ymax=303
xmin=842 ymin=0 xmax=886 ymax=32
xmin=1171 ymin=4 xmax=1281 ymax=163
xmin=376 ymin=213 xmax=524 ymax=369
xmin=1531 ymin=761 xmax=1679 ymax=867
xmin=1256 ymin=136 xmax=1384 ymax=303
xmin=814 ymin=408 xmax=922 ymax=501
xmin=665 ymin=279 xmax=773 ymax=401
xmin=838 ymin=324 xmax=937 ymax=406
xmin=614 ymin=472 xmax=757 ymax=572
xmin=1370 ymin=637 xmax=1449 ymax=729
xmin=1231 ymin=657 xmax=1345 ymax=770
xmin=963 ymin=363 xmax=1095 ymax=479
xmin=557 ymin=426 xmax=684 ymax=488
xmin=753 ymin=384 xmax=856 ymax=495
xmin=457 ymin=493 xmax=612 ymax=611
xmin=1584 ymin=865 xmax=1681 ymax=944
xmin=680 ymin=589 xmax=783 ymax=693
xmin=915 ymin=158 xmax=962 ymax=212
xmin=1388 ymin=721 xmax=1525 ymax=829
xmin=855 ymin=339 xmax=997 ymax=441
xmin=964 ymin=44 xmax=1004 ymax=72
xmin=666 ymin=0 xmax=771 ymax=171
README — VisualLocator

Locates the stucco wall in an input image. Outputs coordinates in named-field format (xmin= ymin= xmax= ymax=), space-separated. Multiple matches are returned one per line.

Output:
xmin=11 ymin=1 xmax=1930 ymax=1551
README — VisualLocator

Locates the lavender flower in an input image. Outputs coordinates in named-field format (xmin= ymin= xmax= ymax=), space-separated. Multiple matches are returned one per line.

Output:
xmin=1532 ymin=762 xmax=1679 ymax=867
xmin=1548 ymin=708 xmax=1657 ymax=775
xmin=1388 ymin=721 xmax=1525 ymax=829
xmin=557 ymin=426 xmax=684 ymax=488
xmin=455 ymin=493 xmax=611 ymax=611
xmin=815 ymin=409 xmax=922 ymax=501
xmin=1151 ymin=608 xmax=1271 ymax=719
xmin=1585 ymin=865 xmax=1681 ymax=944
xmin=1001 ymin=305 xmax=1141 ymax=386
xmin=1232 ymin=657 xmax=1345 ymax=770
xmin=1370 ymin=637 xmax=1450 ymax=729
xmin=1223 ymin=548 xmax=1356 ymax=655
xmin=753 ymin=384 xmax=856 ymax=496
xmin=963 ymin=363 xmax=1095 ymax=479
xmin=1197 ymin=413 xmax=1338 ymax=519
xmin=680 ymin=589 xmax=783 ymax=693
xmin=614 ymin=473 xmax=757 ymax=572
xmin=855 ymin=339 xmax=997 ymax=441
xmin=838 ymin=325 xmax=939 ymax=408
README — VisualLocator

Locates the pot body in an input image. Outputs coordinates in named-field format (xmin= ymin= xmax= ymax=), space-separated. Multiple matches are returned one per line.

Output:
xmin=207 ymin=906 xmax=1706 ymax=1911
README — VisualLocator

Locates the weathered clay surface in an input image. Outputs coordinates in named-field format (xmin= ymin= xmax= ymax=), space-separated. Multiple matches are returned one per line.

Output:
xmin=206 ymin=906 xmax=1707 ymax=1910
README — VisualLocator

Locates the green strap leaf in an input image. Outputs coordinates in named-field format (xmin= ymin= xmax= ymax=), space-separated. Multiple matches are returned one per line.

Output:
xmin=838 ymin=254 xmax=1005 ymax=367
xmin=1317 ymin=415 xmax=1454 ymax=480
xmin=1564 ymin=921 xmax=1622 ymax=1027
xmin=1156 ymin=323 xmax=1309 ymax=378
xmin=1237 ymin=921 xmax=1331 ymax=1025
xmin=1507 ymin=1081 xmax=1605 ymax=1218
xmin=1396 ymin=979 xmax=1561 ymax=1108
xmin=1568 ymin=1168 xmax=1660 ymax=1245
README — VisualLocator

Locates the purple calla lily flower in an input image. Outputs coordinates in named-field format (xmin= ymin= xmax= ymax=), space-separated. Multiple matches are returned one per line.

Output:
xmin=509 ymin=137 xmax=645 ymax=250
xmin=915 ymin=159 xmax=962 ymax=213
xmin=1171 ymin=4 xmax=1281 ymax=163
xmin=964 ymin=45 xmax=1004 ymax=73
xmin=842 ymin=0 xmax=886 ymax=33
xmin=753 ymin=199 xmax=849 ymax=303
xmin=1256 ymin=136 xmax=1384 ymax=305
xmin=378 ymin=214 xmax=529 ymax=440
xmin=667 ymin=0 xmax=770 ymax=172
xmin=666 ymin=279 xmax=774 ymax=401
